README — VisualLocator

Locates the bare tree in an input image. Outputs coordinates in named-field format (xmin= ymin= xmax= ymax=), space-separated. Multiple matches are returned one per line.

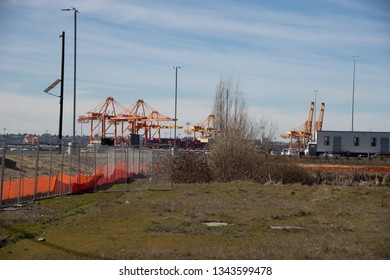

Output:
xmin=213 ymin=78 xmax=257 ymax=139
xmin=257 ymin=115 xmax=279 ymax=149
xmin=210 ymin=78 xmax=259 ymax=181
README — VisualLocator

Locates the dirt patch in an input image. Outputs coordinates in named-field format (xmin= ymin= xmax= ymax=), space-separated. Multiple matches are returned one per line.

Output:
xmin=203 ymin=222 xmax=229 ymax=227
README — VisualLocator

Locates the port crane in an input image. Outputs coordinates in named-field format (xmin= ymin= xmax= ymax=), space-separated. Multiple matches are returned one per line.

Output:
xmin=79 ymin=98 xmax=181 ymax=145
xmin=281 ymin=102 xmax=325 ymax=151
xmin=78 ymin=97 xmax=127 ymax=144
xmin=185 ymin=114 xmax=221 ymax=142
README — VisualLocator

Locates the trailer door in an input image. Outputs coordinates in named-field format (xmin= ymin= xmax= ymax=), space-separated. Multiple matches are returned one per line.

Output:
xmin=333 ymin=136 xmax=342 ymax=153
xmin=380 ymin=138 xmax=389 ymax=154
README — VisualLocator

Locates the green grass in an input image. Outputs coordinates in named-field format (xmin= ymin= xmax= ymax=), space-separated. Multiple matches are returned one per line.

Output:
xmin=1 ymin=182 xmax=389 ymax=259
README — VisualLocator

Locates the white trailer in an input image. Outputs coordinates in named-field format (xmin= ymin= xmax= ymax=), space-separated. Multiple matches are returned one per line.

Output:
xmin=316 ymin=130 xmax=390 ymax=156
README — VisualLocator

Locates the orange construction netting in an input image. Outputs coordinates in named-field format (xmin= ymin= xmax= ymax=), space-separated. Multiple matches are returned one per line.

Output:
xmin=1 ymin=162 xmax=140 ymax=201
xmin=302 ymin=165 xmax=390 ymax=172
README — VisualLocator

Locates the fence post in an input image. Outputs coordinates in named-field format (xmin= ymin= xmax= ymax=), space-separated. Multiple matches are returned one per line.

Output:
xmin=68 ymin=144 xmax=72 ymax=194
xmin=106 ymin=146 xmax=109 ymax=183
xmin=33 ymin=145 xmax=40 ymax=202
xmin=77 ymin=143 xmax=81 ymax=184
xmin=94 ymin=144 xmax=97 ymax=190
xmin=49 ymin=141 xmax=53 ymax=196
xmin=114 ymin=146 xmax=117 ymax=181
xmin=132 ymin=147 xmax=135 ymax=174
xmin=169 ymin=149 xmax=173 ymax=190
xmin=18 ymin=145 xmax=24 ymax=204
xmin=138 ymin=147 xmax=141 ymax=175
xmin=125 ymin=147 xmax=129 ymax=183
xmin=0 ymin=142 xmax=6 ymax=206
xmin=60 ymin=142 xmax=64 ymax=195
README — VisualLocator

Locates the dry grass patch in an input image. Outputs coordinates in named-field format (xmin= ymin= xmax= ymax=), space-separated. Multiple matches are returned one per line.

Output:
xmin=1 ymin=182 xmax=389 ymax=259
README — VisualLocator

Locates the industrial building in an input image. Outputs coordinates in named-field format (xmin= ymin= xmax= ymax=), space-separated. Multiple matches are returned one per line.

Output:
xmin=316 ymin=130 xmax=390 ymax=156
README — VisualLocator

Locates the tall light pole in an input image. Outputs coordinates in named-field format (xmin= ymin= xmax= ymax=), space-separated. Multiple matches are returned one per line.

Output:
xmin=59 ymin=31 xmax=65 ymax=153
xmin=62 ymin=7 xmax=79 ymax=143
xmin=172 ymin=66 xmax=181 ymax=149
xmin=351 ymin=55 xmax=359 ymax=131
xmin=313 ymin=90 xmax=318 ymax=142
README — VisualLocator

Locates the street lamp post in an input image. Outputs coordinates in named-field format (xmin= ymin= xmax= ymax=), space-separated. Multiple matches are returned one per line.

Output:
xmin=59 ymin=31 xmax=65 ymax=153
xmin=43 ymin=34 xmax=64 ymax=151
xmin=351 ymin=56 xmax=359 ymax=131
xmin=172 ymin=66 xmax=181 ymax=149
xmin=62 ymin=7 xmax=79 ymax=146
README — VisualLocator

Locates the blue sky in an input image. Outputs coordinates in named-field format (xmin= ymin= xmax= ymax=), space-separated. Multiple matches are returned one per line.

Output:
xmin=0 ymin=0 xmax=389 ymax=140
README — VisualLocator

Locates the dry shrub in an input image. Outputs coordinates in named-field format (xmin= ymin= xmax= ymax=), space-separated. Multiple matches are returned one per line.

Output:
xmin=254 ymin=156 xmax=314 ymax=185
xmin=172 ymin=152 xmax=213 ymax=183
xmin=173 ymin=145 xmax=389 ymax=186
xmin=382 ymin=174 xmax=390 ymax=186
xmin=209 ymin=136 xmax=313 ymax=184
xmin=310 ymin=170 xmax=390 ymax=186
xmin=208 ymin=135 xmax=261 ymax=182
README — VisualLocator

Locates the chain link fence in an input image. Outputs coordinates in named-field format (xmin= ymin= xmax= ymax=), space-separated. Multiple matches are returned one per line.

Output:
xmin=0 ymin=142 xmax=172 ymax=208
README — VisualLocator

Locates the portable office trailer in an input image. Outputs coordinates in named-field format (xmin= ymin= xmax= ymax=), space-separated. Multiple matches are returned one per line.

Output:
xmin=316 ymin=130 xmax=390 ymax=156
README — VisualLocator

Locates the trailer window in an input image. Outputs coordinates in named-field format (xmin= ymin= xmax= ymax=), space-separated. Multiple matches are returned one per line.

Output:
xmin=324 ymin=136 xmax=330 ymax=146
xmin=353 ymin=137 xmax=360 ymax=146
xmin=371 ymin=137 xmax=377 ymax=147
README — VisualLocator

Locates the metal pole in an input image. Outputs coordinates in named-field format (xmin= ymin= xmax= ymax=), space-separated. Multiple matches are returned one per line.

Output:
xmin=60 ymin=145 xmax=64 ymax=195
xmin=94 ymin=146 xmax=97 ymax=190
xmin=226 ymin=88 xmax=229 ymax=131
xmin=33 ymin=146 xmax=40 ymax=202
xmin=185 ymin=122 xmax=190 ymax=149
xmin=18 ymin=143 xmax=24 ymax=204
xmin=0 ymin=142 xmax=6 ymax=206
xmin=172 ymin=66 xmax=181 ymax=149
xmin=49 ymin=139 xmax=53 ymax=196
xmin=61 ymin=7 xmax=79 ymax=150
xmin=352 ymin=55 xmax=359 ymax=131
xmin=59 ymin=31 xmax=65 ymax=153
xmin=73 ymin=9 xmax=78 ymax=142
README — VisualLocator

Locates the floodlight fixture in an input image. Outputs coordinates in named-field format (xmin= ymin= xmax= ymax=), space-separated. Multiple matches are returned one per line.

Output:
xmin=44 ymin=79 xmax=61 ymax=96
xmin=61 ymin=7 xmax=79 ymax=13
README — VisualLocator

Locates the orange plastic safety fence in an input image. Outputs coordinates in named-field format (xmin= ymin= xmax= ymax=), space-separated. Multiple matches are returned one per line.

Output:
xmin=1 ymin=172 xmax=104 ymax=201
xmin=302 ymin=165 xmax=390 ymax=172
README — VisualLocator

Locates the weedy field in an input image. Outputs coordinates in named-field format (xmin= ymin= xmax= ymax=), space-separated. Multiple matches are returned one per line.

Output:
xmin=0 ymin=182 xmax=389 ymax=259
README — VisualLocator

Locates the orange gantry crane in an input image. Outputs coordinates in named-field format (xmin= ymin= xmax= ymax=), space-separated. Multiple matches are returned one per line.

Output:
xmin=78 ymin=96 xmax=127 ymax=144
xmin=79 ymin=97 xmax=181 ymax=145
xmin=114 ymin=99 xmax=181 ymax=141
xmin=281 ymin=102 xmax=325 ymax=151
xmin=185 ymin=114 xmax=221 ymax=142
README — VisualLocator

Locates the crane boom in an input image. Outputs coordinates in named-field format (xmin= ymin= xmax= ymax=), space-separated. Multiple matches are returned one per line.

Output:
xmin=316 ymin=102 xmax=325 ymax=132
xmin=281 ymin=101 xmax=321 ymax=151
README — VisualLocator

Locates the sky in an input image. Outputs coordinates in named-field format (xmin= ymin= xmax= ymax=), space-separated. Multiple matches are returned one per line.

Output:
xmin=0 ymin=0 xmax=389 ymax=140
